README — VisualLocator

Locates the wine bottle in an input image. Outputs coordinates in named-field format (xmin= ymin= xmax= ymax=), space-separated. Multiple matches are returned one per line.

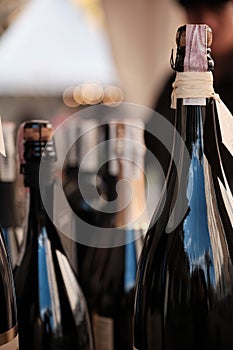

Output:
xmin=133 ymin=24 xmax=233 ymax=350
xmin=14 ymin=120 xmax=94 ymax=350
xmin=0 ymin=228 xmax=18 ymax=350
xmin=82 ymin=120 xmax=148 ymax=350
xmin=0 ymin=118 xmax=19 ymax=350
xmin=0 ymin=121 xmax=22 ymax=270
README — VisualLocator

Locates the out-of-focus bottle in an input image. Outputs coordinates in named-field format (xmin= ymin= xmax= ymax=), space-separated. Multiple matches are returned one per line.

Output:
xmin=82 ymin=120 xmax=148 ymax=350
xmin=14 ymin=120 xmax=94 ymax=350
xmin=0 ymin=121 xmax=22 ymax=269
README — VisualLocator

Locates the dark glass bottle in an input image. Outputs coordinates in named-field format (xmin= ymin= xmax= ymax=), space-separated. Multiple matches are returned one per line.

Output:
xmin=133 ymin=24 xmax=233 ymax=350
xmin=82 ymin=121 xmax=148 ymax=350
xmin=14 ymin=120 xmax=94 ymax=350
xmin=0 ymin=228 xmax=18 ymax=350
xmin=0 ymin=121 xmax=22 ymax=270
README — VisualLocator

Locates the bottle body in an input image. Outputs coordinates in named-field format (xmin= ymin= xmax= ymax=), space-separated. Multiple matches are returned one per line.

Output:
xmin=0 ymin=227 xmax=18 ymax=350
xmin=0 ymin=121 xmax=22 ymax=270
xmin=15 ymin=188 xmax=93 ymax=350
xmin=134 ymin=101 xmax=233 ymax=350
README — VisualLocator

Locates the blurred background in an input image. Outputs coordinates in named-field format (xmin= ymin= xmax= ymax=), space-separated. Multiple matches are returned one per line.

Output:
xmin=0 ymin=0 xmax=185 ymax=121
xmin=0 ymin=0 xmax=187 ymax=274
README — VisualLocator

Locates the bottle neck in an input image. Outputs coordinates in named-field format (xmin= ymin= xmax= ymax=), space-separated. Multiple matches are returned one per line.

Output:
xmin=23 ymin=162 xmax=54 ymax=238
xmin=15 ymin=184 xmax=44 ymax=266
xmin=16 ymin=171 xmax=65 ymax=269
xmin=166 ymin=99 xmax=208 ymax=233
xmin=28 ymin=186 xmax=46 ymax=232
xmin=176 ymin=100 xmax=206 ymax=152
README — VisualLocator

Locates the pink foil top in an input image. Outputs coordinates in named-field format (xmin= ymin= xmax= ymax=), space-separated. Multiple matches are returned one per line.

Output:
xmin=184 ymin=24 xmax=208 ymax=72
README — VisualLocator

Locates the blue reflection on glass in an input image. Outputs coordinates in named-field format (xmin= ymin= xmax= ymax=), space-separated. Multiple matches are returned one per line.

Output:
xmin=124 ymin=229 xmax=137 ymax=292
xmin=38 ymin=227 xmax=54 ymax=331
xmin=184 ymin=114 xmax=215 ymax=286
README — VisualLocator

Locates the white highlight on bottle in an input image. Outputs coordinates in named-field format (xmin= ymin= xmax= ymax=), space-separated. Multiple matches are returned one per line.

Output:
xmin=0 ymin=117 xmax=6 ymax=157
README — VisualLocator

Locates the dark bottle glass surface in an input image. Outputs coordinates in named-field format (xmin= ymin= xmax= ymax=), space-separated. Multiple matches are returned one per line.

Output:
xmin=14 ymin=120 xmax=94 ymax=350
xmin=133 ymin=24 xmax=233 ymax=350
xmin=0 ymin=227 xmax=18 ymax=349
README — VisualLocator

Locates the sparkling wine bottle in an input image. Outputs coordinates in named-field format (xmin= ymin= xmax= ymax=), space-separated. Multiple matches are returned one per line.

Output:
xmin=82 ymin=120 xmax=148 ymax=350
xmin=133 ymin=24 xmax=233 ymax=350
xmin=0 ymin=121 xmax=23 ymax=270
xmin=0 ymin=122 xmax=18 ymax=350
xmin=0 ymin=229 xmax=18 ymax=350
xmin=14 ymin=120 xmax=94 ymax=350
